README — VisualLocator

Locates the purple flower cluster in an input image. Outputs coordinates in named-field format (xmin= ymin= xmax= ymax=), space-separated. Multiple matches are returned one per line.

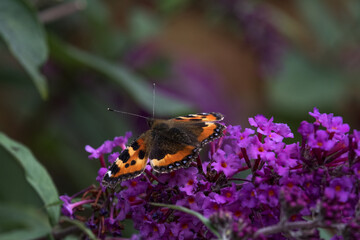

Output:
xmin=60 ymin=108 xmax=360 ymax=239
xmin=218 ymin=0 xmax=286 ymax=76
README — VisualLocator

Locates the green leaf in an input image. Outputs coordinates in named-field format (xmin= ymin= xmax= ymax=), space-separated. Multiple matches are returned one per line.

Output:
xmin=60 ymin=217 xmax=97 ymax=240
xmin=0 ymin=132 xmax=59 ymax=225
xmin=268 ymin=50 xmax=347 ymax=114
xmin=0 ymin=204 xmax=51 ymax=240
xmin=156 ymin=0 xmax=192 ymax=14
xmin=0 ymin=0 xmax=48 ymax=99
xmin=48 ymin=35 xmax=194 ymax=116
xmin=149 ymin=202 xmax=220 ymax=238
xmin=318 ymin=227 xmax=335 ymax=240
xmin=128 ymin=8 xmax=161 ymax=42
xmin=295 ymin=0 xmax=342 ymax=48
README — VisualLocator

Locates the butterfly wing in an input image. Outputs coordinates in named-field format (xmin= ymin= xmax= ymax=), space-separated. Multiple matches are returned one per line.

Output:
xmin=149 ymin=136 xmax=197 ymax=173
xmin=171 ymin=112 xmax=226 ymax=146
xmin=149 ymin=113 xmax=226 ymax=173
xmin=102 ymin=133 xmax=149 ymax=188
xmin=172 ymin=112 xmax=224 ymax=122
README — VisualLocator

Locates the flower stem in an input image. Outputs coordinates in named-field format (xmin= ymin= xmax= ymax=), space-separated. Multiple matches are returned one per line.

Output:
xmin=99 ymin=155 xmax=106 ymax=168
xmin=144 ymin=169 xmax=162 ymax=183
xmin=241 ymin=148 xmax=252 ymax=169
xmin=196 ymin=156 xmax=204 ymax=174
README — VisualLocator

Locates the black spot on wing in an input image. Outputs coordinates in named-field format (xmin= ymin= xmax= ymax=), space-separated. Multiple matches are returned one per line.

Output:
xmin=119 ymin=149 xmax=130 ymax=163
xmin=110 ymin=162 xmax=120 ymax=174
xmin=131 ymin=141 xmax=140 ymax=151
xmin=125 ymin=163 xmax=130 ymax=168
xmin=139 ymin=150 xmax=145 ymax=159
xmin=131 ymin=160 xmax=136 ymax=165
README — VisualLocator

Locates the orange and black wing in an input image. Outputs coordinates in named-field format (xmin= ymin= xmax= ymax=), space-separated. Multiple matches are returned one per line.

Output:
xmin=102 ymin=133 xmax=149 ymax=188
xmin=149 ymin=138 xmax=198 ymax=173
xmin=149 ymin=113 xmax=226 ymax=173
xmin=172 ymin=112 xmax=224 ymax=122
xmin=171 ymin=112 xmax=226 ymax=147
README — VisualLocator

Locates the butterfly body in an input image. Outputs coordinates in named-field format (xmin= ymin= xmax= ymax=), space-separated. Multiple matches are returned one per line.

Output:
xmin=102 ymin=112 xmax=226 ymax=188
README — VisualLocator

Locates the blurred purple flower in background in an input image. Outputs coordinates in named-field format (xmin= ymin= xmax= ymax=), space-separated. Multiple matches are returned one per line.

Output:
xmin=218 ymin=0 xmax=286 ymax=76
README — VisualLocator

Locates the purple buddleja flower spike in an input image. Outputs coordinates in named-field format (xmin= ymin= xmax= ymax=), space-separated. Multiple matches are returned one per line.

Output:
xmin=113 ymin=131 xmax=132 ymax=149
xmin=60 ymin=196 xmax=94 ymax=218
xmin=212 ymin=149 xmax=241 ymax=177
xmin=85 ymin=140 xmax=114 ymax=159
xmin=60 ymin=109 xmax=360 ymax=239
xmin=353 ymin=130 xmax=360 ymax=157
xmin=325 ymin=176 xmax=354 ymax=203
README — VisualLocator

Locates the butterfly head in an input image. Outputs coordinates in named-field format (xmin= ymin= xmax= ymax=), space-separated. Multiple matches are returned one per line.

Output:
xmin=147 ymin=118 xmax=155 ymax=128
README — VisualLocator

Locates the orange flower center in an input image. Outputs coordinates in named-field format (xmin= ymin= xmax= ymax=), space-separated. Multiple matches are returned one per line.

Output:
xmin=268 ymin=189 xmax=275 ymax=197
xmin=258 ymin=147 xmax=264 ymax=152
xmin=335 ymin=185 xmax=342 ymax=192
xmin=128 ymin=196 xmax=136 ymax=202
xmin=130 ymin=181 xmax=137 ymax=187
xmin=188 ymin=197 xmax=195 ymax=204
xmin=235 ymin=211 xmax=242 ymax=217
xmin=187 ymin=179 xmax=194 ymax=185
xmin=221 ymin=162 xmax=227 ymax=168
xmin=226 ymin=192 xmax=232 ymax=198
xmin=182 ymin=224 xmax=188 ymax=229
xmin=317 ymin=142 xmax=323 ymax=147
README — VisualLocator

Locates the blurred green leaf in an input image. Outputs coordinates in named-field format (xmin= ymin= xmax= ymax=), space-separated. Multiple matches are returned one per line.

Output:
xmin=0 ymin=0 xmax=48 ymax=99
xmin=60 ymin=217 xmax=97 ymax=240
xmin=83 ymin=0 xmax=110 ymax=26
xmin=150 ymin=202 xmax=220 ymax=238
xmin=49 ymin=35 xmax=194 ymax=116
xmin=121 ymin=219 xmax=139 ymax=237
xmin=318 ymin=227 xmax=335 ymax=240
xmin=267 ymin=4 xmax=308 ymax=46
xmin=129 ymin=8 xmax=161 ymax=43
xmin=268 ymin=50 xmax=347 ymax=114
xmin=345 ymin=0 xmax=360 ymax=20
xmin=156 ymin=0 xmax=191 ymax=14
xmin=296 ymin=0 xmax=342 ymax=48
xmin=81 ymin=0 xmax=127 ymax=58
xmin=0 ymin=146 xmax=43 ymax=210
xmin=0 ymin=132 xmax=59 ymax=225
xmin=0 ymin=204 xmax=51 ymax=240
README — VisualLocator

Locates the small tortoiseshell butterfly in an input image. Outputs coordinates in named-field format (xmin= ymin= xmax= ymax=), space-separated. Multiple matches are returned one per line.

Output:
xmin=102 ymin=112 xmax=226 ymax=188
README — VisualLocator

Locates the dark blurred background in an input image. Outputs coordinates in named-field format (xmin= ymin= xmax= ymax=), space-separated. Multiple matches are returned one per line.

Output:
xmin=1 ymin=0 xmax=359 ymax=204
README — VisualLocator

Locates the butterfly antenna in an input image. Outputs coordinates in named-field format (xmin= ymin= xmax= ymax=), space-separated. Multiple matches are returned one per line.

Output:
xmin=107 ymin=108 xmax=149 ymax=120
xmin=152 ymin=82 xmax=156 ymax=118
